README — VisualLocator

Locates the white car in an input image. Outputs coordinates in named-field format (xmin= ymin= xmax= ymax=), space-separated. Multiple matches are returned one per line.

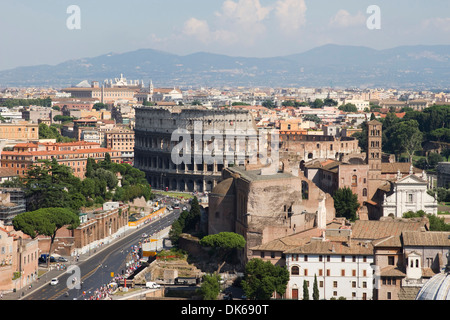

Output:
xmin=146 ymin=282 xmax=161 ymax=289
xmin=50 ymin=278 xmax=59 ymax=285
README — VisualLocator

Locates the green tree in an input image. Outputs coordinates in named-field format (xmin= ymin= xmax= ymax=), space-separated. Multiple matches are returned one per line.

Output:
xmin=197 ymin=274 xmax=221 ymax=300
xmin=441 ymin=148 xmax=450 ymax=161
xmin=242 ymin=258 xmax=290 ymax=300
xmin=389 ymin=120 xmax=423 ymax=161
xmin=12 ymin=207 xmax=79 ymax=267
xmin=403 ymin=210 xmax=450 ymax=231
xmin=311 ymin=99 xmax=324 ymax=109
xmin=352 ymin=121 xmax=368 ymax=152
xmin=323 ymin=98 xmax=338 ymax=106
xmin=199 ymin=232 xmax=246 ymax=273
xmin=93 ymin=102 xmax=107 ymax=110
xmin=262 ymin=100 xmax=275 ymax=109
xmin=313 ymin=274 xmax=320 ymax=300
xmin=338 ymin=103 xmax=358 ymax=112
xmin=333 ymin=187 xmax=360 ymax=221
xmin=303 ymin=280 xmax=309 ymax=300
xmin=23 ymin=159 xmax=82 ymax=211
xmin=185 ymin=196 xmax=201 ymax=231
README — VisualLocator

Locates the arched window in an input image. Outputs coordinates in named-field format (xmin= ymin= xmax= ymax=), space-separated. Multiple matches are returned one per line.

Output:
xmin=363 ymin=188 xmax=367 ymax=197
xmin=291 ymin=266 xmax=300 ymax=275
xmin=352 ymin=175 xmax=357 ymax=187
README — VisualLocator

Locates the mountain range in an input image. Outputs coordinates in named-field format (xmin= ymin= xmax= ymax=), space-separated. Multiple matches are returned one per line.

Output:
xmin=1 ymin=44 xmax=450 ymax=89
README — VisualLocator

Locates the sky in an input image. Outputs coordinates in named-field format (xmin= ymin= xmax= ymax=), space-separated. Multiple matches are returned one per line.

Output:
xmin=1 ymin=0 xmax=450 ymax=71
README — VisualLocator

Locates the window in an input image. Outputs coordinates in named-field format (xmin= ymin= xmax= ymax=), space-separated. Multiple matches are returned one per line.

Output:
xmin=388 ymin=256 xmax=395 ymax=265
xmin=291 ymin=266 xmax=300 ymax=275
xmin=341 ymin=255 xmax=345 ymax=262
xmin=352 ymin=175 xmax=357 ymax=187
xmin=341 ymin=269 xmax=345 ymax=276
xmin=408 ymin=193 xmax=414 ymax=202
xmin=333 ymin=281 xmax=338 ymax=288
xmin=304 ymin=269 xmax=308 ymax=276
xmin=363 ymin=188 xmax=367 ymax=197
xmin=304 ymin=255 xmax=308 ymax=262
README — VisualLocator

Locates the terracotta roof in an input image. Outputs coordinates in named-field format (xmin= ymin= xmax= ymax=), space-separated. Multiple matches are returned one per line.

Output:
xmin=284 ymin=239 xmax=373 ymax=255
xmin=250 ymin=228 xmax=323 ymax=252
xmin=380 ymin=265 xmax=406 ymax=277
xmin=402 ymin=231 xmax=450 ymax=247
xmin=373 ymin=235 xmax=402 ymax=247
xmin=381 ymin=163 xmax=421 ymax=174
xmin=351 ymin=219 xmax=428 ymax=241
xmin=2 ymin=148 xmax=120 ymax=157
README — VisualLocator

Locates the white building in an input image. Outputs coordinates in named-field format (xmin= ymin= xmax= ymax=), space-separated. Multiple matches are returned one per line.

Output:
xmin=382 ymin=170 xmax=438 ymax=218
xmin=342 ymin=99 xmax=370 ymax=112
xmin=284 ymin=230 xmax=375 ymax=300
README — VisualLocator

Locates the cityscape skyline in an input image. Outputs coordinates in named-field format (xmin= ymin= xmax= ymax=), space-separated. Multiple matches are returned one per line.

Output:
xmin=1 ymin=1 xmax=450 ymax=71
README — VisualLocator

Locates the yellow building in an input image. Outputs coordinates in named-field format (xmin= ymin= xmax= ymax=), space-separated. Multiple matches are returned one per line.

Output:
xmin=0 ymin=121 xmax=39 ymax=141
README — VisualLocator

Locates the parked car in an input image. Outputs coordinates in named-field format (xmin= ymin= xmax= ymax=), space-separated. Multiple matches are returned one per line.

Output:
xmin=146 ymin=282 xmax=161 ymax=289
xmin=39 ymin=254 xmax=56 ymax=263
xmin=58 ymin=257 xmax=68 ymax=262
xmin=50 ymin=278 xmax=59 ymax=286
xmin=142 ymin=233 xmax=148 ymax=238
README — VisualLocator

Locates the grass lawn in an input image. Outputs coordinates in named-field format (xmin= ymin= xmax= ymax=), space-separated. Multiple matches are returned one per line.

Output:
xmin=153 ymin=190 xmax=194 ymax=199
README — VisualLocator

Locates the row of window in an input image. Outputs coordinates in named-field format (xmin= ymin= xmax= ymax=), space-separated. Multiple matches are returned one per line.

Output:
xmin=290 ymin=254 xmax=369 ymax=263
xmin=290 ymin=265 xmax=371 ymax=277
xmin=301 ymin=279 xmax=370 ymax=289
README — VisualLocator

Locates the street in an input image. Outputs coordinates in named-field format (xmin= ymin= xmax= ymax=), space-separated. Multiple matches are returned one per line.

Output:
xmin=20 ymin=205 xmax=182 ymax=300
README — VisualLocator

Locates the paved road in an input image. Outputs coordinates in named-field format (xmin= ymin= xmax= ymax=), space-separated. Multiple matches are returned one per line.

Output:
xmin=19 ymin=208 xmax=181 ymax=300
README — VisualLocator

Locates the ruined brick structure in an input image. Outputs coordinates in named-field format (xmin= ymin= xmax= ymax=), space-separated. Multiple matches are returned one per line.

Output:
xmin=208 ymin=165 xmax=335 ymax=264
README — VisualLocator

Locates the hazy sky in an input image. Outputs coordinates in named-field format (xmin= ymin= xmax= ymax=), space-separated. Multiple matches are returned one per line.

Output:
xmin=1 ymin=0 xmax=449 ymax=71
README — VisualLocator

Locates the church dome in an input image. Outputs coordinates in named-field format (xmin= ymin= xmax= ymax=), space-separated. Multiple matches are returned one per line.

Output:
xmin=416 ymin=252 xmax=450 ymax=300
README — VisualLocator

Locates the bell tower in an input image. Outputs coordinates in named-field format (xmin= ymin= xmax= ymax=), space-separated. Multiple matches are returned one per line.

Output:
xmin=367 ymin=119 xmax=382 ymax=200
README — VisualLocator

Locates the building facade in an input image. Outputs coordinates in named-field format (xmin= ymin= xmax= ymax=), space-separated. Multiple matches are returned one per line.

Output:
xmin=381 ymin=173 xmax=438 ymax=218
xmin=105 ymin=129 xmax=135 ymax=161
xmin=285 ymin=237 xmax=374 ymax=300
xmin=0 ymin=141 xmax=121 ymax=178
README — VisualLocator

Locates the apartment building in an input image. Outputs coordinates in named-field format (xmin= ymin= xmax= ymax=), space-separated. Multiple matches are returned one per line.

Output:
xmin=104 ymin=128 xmax=134 ymax=162
xmin=284 ymin=229 xmax=374 ymax=300
xmin=0 ymin=141 xmax=121 ymax=179
xmin=0 ymin=121 xmax=39 ymax=141
xmin=0 ymin=225 xmax=39 ymax=292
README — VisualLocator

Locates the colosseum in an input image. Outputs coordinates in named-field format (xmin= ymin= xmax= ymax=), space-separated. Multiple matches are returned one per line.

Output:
xmin=134 ymin=106 xmax=261 ymax=192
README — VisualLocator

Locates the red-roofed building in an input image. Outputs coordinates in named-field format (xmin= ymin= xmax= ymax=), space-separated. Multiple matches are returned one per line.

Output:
xmin=0 ymin=141 xmax=121 ymax=179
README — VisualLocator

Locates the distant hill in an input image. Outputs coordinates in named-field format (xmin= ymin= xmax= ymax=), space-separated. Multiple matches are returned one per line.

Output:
xmin=1 ymin=44 xmax=450 ymax=89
